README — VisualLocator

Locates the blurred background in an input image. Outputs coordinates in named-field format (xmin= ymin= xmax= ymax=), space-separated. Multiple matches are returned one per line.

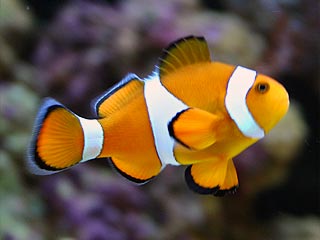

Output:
xmin=0 ymin=0 xmax=319 ymax=239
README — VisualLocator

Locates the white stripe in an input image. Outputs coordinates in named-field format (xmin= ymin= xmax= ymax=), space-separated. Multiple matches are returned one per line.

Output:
xmin=77 ymin=117 xmax=104 ymax=161
xmin=144 ymin=74 xmax=188 ymax=167
xmin=225 ymin=66 xmax=265 ymax=139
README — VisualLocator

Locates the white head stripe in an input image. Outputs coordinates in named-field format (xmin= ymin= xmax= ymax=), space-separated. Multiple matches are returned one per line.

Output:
xmin=77 ymin=117 xmax=104 ymax=161
xmin=225 ymin=66 xmax=265 ymax=139
xmin=144 ymin=74 xmax=188 ymax=167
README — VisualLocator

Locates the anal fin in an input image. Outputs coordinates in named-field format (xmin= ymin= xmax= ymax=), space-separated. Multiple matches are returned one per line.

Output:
xmin=185 ymin=159 xmax=239 ymax=196
xmin=109 ymin=157 xmax=160 ymax=185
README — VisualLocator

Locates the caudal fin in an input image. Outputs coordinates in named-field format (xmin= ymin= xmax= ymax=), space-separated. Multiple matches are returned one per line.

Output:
xmin=27 ymin=98 xmax=85 ymax=175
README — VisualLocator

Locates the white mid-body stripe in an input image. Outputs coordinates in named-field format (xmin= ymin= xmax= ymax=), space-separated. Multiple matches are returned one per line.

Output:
xmin=77 ymin=117 xmax=104 ymax=161
xmin=225 ymin=66 xmax=265 ymax=139
xmin=144 ymin=74 xmax=188 ymax=167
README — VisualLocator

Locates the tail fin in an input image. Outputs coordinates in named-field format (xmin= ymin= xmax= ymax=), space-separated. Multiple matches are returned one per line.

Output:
xmin=27 ymin=98 xmax=86 ymax=175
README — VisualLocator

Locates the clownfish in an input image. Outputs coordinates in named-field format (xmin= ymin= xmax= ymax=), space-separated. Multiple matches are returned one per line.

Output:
xmin=27 ymin=36 xmax=289 ymax=196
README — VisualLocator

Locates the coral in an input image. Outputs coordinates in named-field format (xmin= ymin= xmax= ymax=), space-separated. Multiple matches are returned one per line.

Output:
xmin=0 ymin=84 xmax=39 ymax=154
xmin=0 ymin=1 xmax=44 ymax=239
xmin=272 ymin=215 xmax=320 ymax=240
xmin=0 ymin=0 xmax=33 ymax=36
xmin=0 ymin=150 xmax=44 ymax=240
xmin=38 ymin=165 xmax=211 ymax=239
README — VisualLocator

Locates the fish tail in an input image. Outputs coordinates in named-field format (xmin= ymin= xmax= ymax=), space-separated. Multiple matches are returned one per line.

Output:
xmin=27 ymin=98 xmax=103 ymax=175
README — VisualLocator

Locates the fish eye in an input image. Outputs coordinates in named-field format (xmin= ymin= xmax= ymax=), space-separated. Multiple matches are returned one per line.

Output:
xmin=255 ymin=83 xmax=269 ymax=94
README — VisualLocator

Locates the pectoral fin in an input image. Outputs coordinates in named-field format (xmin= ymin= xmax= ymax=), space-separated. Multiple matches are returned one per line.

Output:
xmin=185 ymin=159 xmax=239 ymax=196
xmin=168 ymin=108 xmax=221 ymax=150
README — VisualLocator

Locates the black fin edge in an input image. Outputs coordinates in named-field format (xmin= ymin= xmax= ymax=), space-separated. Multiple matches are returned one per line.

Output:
xmin=168 ymin=108 xmax=192 ymax=149
xmin=92 ymin=73 xmax=140 ymax=117
xmin=185 ymin=165 xmax=239 ymax=197
xmin=156 ymin=35 xmax=208 ymax=74
xmin=27 ymin=98 xmax=67 ymax=174
xmin=108 ymin=157 xmax=153 ymax=185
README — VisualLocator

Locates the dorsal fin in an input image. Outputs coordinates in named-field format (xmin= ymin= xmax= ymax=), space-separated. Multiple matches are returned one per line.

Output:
xmin=93 ymin=74 xmax=143 ymax=118
xmin=157 ymin=36 xmax=211 ymax=78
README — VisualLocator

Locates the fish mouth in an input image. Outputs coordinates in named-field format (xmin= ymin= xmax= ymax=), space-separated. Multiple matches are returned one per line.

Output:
xmin=282 ymin=90 xmax=290 ymax=113
xmin=276 ymin=83 xmax=290 ymax=113
xmin=276 ymin=90 xmax=290 ymax=122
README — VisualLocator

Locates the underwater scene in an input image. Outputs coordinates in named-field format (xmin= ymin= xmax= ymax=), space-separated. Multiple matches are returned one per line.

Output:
xmin=0 ymin=0 xmax=319 ymax=239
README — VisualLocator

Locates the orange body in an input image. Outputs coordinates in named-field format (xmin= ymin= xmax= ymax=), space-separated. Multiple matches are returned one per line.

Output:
xmin=27 ymin=36 xmax=289 ymax=196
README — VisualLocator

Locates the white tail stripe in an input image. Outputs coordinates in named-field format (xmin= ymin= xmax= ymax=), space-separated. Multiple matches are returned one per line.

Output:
xmin=144 ymin=73 xmax=188 ymax=167
xmin=225 ymin=66 xmax=265 ymax=139
xmin=77 ymin=117 xmax=104 ymax=161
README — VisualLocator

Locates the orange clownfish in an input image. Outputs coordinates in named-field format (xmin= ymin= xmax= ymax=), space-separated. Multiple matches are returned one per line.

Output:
xmin=27 ymin=36 xmax=289 ymax=196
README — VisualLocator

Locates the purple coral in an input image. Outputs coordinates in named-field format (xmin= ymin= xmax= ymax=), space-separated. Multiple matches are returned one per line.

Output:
xmin=40 ymin=166 xmax=157 ymax=239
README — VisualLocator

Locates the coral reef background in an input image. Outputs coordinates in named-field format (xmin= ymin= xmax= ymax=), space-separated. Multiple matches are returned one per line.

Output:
xmin=0 ymin=0 xmax=319 ymax=239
